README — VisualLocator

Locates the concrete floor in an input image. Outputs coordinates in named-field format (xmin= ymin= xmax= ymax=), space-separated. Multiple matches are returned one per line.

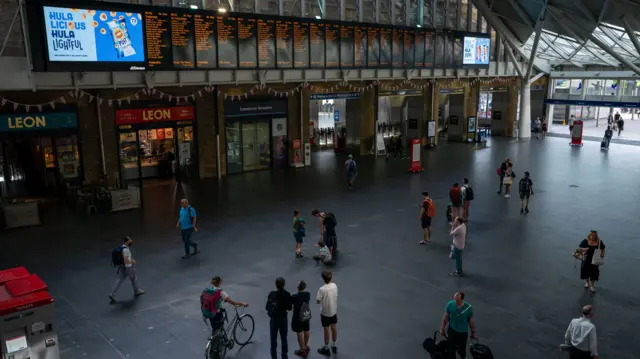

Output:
xmin=1 ymin=137 xmax=638 ymax=359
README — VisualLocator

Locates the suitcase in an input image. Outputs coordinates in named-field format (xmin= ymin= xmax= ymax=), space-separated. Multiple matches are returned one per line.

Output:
xmin=422 ymin=331 xmax=449 ymax=359
xmin=601 ymin=137 xmax=609 ymax=150
xmin=470 ymin=339 xmax=494 ymax=359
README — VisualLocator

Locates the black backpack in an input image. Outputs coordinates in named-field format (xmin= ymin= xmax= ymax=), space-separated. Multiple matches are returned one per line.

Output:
xmin=324 ymin=213 xmax=337 ymax=228
xmin=422 ymin=331 xmax=449 ymax=359
xmin=470 ymin=340 xmax=494 ymax=359
xmin=299 ymin=301 xmax=312 ymax=322
xmin=265 ymin=291 xmax=279 ymax=318
xmin=465 ymin=186 xmax=474 ymax=201
xmin=519 ymin=178 xmax=531 ymax=194
xmin=111 ymin=245 xmax=125 ymax=267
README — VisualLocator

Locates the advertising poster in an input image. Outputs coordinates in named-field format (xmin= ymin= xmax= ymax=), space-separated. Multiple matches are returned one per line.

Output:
xmin=462 ymin=36 xmax=490 ymax=65
xmin=43 ymin=6 xmax=145 ymax=63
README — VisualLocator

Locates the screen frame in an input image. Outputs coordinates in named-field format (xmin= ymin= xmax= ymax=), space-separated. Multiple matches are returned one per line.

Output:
xmin=456 ymin=31 xmax=491 ymax=69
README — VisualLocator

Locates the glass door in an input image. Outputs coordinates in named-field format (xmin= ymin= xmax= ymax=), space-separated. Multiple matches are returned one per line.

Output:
xmin=225 ymin=122 xmax=242 ymax=174
xmin=177 ymin=125 xmax=196 ymax=180
xmin=241 ymin=121 xmax=271 ymax=172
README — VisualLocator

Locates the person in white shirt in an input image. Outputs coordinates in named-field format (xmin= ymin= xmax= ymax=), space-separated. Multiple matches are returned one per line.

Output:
xmin=564 ymin=305 xmax=599 ymax=359
xmin=109 ymin=237 xmax=144 ymax=303
xmin=449 ymin=217 xmax=467 ymax=276
xmin=316 ymin=271 xmax=338 ymax=356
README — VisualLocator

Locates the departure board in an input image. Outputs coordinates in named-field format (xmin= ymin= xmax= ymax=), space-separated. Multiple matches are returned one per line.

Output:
xmin=309 ymin=22 xmax=325 ymax=68
xmin=171 ymin=12 xmax=195 ymax=68
xmin=435 ymin=32 xmax=444 ymax=67
xmin=276 ymin=20 xmax=293 ymax=68
xmin=195 ymin=13 xmax=216 ymax=68
xmin=257 ymin=18 xmax=275 ymax=68
xmin=403 ymin=29 xmax=414 ymax=68
xmin=367 ymin=26 xmax=379 ymax=67
xmin=145 ymin=11 xmax=172 ymax=70
xmin=325 ymin=23 xmax=340 ymax=68
xmin=414 ymin=30 xmax=426 ymax=67
xmin=354 ymin=26 xmax=366 ymax=67
xmin=392 ymin=29 xmax=403 ymax=68
xmin=238 ymin=15 xmax=257 ymax=68
xmin=425 ymin=32 xmax=434 ymax=67
xmin=293 ymin=20 xmax=309 ymax=68
xmin=379 ymin=27 xmax=392 ymax=67
xmin=217 ymin=15 xmax=238 ymax=68
xmin=340 ymin=25 xmax=354 ymax=68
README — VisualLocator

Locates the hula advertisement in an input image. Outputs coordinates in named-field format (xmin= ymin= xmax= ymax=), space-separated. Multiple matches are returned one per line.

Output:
xmin=463 ymin=37 xmax=490 ymax=65
xmin=43 ymin=6 xmax=145 ymax=63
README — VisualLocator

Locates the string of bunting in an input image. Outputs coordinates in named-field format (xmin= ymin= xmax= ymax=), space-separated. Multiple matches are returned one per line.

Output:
xmin=0 ymin=77 xmax=517 ymax=112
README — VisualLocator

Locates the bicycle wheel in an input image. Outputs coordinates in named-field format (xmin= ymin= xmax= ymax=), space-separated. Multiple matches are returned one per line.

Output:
xmin=233 ymin=314 xmax=255 ymax=346
xmin=205 ymin=332 xmax=227 ymax=359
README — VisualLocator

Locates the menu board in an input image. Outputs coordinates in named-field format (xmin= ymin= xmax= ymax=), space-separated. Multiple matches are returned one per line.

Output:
xmin=145 ymin=11 xmax=172 ymax=70
xmin=293 ymin=20 xmax=309 ymax=68
xmin=217 ymin=15 xmax=238 ymax=68
xmin=309 ymin=22 xmax=325 ymax=68
xmin=367 ymin=27 xmax=379 ymax=67
xmin=392 ymin=29 xmax=403 ymax=68
xmin=257 ymin=18 xmax=275 ymax=68
xmin=276 ymin=19 xmax=293 ymax=68
xmin=171 ymin=12 xmax=195 ymax=68
xmin=403 ymin=29 xmax=414 ymax=68
xmin=325 ymin=23 xmax=340 ymax=68
xmin=379 ymin=28 xmax=392 ymax=67
xmin=194 ymin=13 xmax=216 ymax=68
xmin=340 ymin=25 xmax=354 ymax=68
xmin=238 ymin=15 xmax=257 ymax=68
xmin=425 ymin=32 xmax=434 ymax=67
xmin=354 ymin=26 xmax=366 ymax=67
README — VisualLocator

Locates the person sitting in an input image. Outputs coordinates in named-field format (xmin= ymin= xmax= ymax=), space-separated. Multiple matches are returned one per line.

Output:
xmin=313 ymin=240 xmax=333 ymax=265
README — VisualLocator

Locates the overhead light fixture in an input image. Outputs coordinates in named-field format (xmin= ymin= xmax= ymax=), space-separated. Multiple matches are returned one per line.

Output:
xmin=417 ymin=24 xmax=421 ymax=28
xmin=189 ymin=5 xmax=198 ymax=9
xmin=315 ymin=15 xmax=321 ymax=19
xmin=218 ymin=7 xmax=227 ymax=13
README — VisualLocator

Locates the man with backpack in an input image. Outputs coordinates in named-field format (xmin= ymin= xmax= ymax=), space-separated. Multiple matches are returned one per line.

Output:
xmin=449 ymin=183 xmax=462 ymax=224
xmin=266 ymin=277 xmax=292 ymax=359
xmin=312 ymin=209 xmax=338 ymax=255
xmin=109 ymin=236 xmax=144 ymax=303
xmin=518 ymin=171 xmax=534 ymax=215
xmin=201 ymin=276 xmax=248 ymax=334
xmin=176 ymin=198 xmax=199 ymax=259
xmin=344 ymin=154 xmax=357 ymax=189
xmin=418 ymin=191 xmax=436 ymax=245
xmin=461 ymin=178 xmax=474 ymax=220
xmin=440 ymin=292 xmax=477 ymax=359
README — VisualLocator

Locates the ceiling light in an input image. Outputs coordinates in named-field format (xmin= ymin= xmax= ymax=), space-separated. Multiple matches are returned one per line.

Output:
xmin=315 ymin=15 xmax=321 ymax=19
xmin=218 ymin=7 xmax=227 ymax=13
xmin=417 ymin=24 xmax=421 ymax=28
xmin=189 ymin=5 xmax=198 ymax=9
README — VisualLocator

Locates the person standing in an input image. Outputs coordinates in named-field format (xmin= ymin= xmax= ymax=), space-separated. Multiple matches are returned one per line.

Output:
xmin=311 ymin=209 xmax=338 ymax=255
xmin=602 ymin=126 xmax=613 ymax=150
xmin=449 ymin=217 xmax=467 ymax=276
xmin=292 ymin=281 xmax=312 ymax=357
xmin=503 ymin=163 xmax=515 ymax=199
xmin=292 ymin=210 xmax=306 ymax=258
xmin=109 ymin=236 xmax=145 ymax=303
xmin=579 ymin=231 xmax=605 ymax=293
xmin=448 ymin=183 xmax=462 ymax=222
xmin=533 ymin=117 xmax=542 ymax=139
xmin=569 ymin=114 xmax=576 ymax=134
xmin=518 ymin=171 xmax=534 ymax=215
xmin=564 ymin=305 xmax=599 ymax=359
xmin=418 ymin=191 xmax=435 ymax=245
xmin=541 ymin=116 xmax=548 ymax=138
xmin=439 ymin=292 xmax=476 ymax=359
xmin=344 ymin=154 xmax=357 ymax=189
xmin=316 ymin=271 xmax=338 ymax=356
xmin=497 ymin=158 xmax=510 ymax=194
xmin=460 ymin=178 xmax=473 ymax=220
xmin=267 ymin=277 xmax=292 ymax=359
xmin=176 ymin=199 xmax=199 ymax=259
xmin=617 ymin=115 xmax=624 ymax=136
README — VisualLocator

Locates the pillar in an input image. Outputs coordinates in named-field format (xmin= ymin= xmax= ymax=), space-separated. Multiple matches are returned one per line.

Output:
xmin=359 ymin=87 xmax=376 ymax=155
xmin=519 ymin=80 xmax=531 ymax=138
xmin=464 ymin=83 xmax=479 ymax=141
xmin=195 ymin=93 xmax=217 ymax=178
xmin=431 ymin=84 xmax=440 ymax=146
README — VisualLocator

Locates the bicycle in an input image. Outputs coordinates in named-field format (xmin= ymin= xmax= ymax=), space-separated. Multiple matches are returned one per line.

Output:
xmin=204 ymin=306 xmax=255 ymax=359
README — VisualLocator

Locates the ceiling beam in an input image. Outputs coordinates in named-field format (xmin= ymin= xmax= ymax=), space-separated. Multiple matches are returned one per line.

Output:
xmin=597 ymin=26 xmax=637 ymax=57
xmin=538 ymin=35 xmax=583 ymax=67
xmin=525 ymin=0 xmax=547 ymax=79
xmin=506 ymin=0 xmax=535 ymax=28
xmin=620 ymin=15 xmax=640 ymax=59
xmin=503 ymin=40 xmax=524 ymax=78
xmin=574 ymin=0 xmax=596 ymax=23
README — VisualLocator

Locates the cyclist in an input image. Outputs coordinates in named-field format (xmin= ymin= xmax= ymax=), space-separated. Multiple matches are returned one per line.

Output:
xmin=202 ymin=276 xmax=249 ymax=333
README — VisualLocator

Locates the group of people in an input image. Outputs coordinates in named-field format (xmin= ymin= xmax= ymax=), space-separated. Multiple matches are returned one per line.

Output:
xmin=531 ymin=116 xmax=548 ymax=139
xmin=292 ymin=209 xmax=338 ymax=264
xmin=496 ymin=158 xmax=535 ymax=213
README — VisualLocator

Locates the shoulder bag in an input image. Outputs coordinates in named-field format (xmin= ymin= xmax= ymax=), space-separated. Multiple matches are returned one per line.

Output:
xmin=591 ymin=240 xmax=605 ymax=266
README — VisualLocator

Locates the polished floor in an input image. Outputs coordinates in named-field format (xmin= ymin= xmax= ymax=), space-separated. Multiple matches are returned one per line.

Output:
xmin=2 ymin=136 xmax=638 ymax=359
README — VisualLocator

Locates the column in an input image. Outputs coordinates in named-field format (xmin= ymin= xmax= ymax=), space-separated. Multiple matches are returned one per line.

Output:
xmin=359 ymin=87 xmax=376 ymax=155
xmin=431 ymin=83 xmax=440 ymax=145
xmin=464 ymin=82 xmax=479 ymax=141
xmin=195 ymin=93 xmax=217 ymax=178
xmin=518 ymin=80 xmax=531 ymax=138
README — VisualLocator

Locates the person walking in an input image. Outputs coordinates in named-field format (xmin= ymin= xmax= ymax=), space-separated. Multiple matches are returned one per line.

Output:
xmin=497 ymin=158 xmax=510 ymax=194
xmin=344 ymin=154 xmax=357 ymax=189
xmin=449 ymin=217 xmax=467 ymax=276
xmin=418 ymin=191 xmax=435 ymax=244
xmin=518 ymin=171 xmax=534 ymax=215
xmin=439 ymin=292 xmax=477 ymax=359
xmin=267 ymin=277 xmax=293 ymax=359
xmin=292 ymin=210 xmax=306 ymax=258
xmin=578 ymin=231 xmax=605 ymax=293
xmin=503 ymin=163 xmax=515 ymax=198
xmin=109 ymin=236 xmax=145 ymax=303
xmin=617 ymin=116 xmax=624 ymax=136
xmin=460 ymin=178 xmax=473 ymax=220
xmin=564 ymin=305 xmax=599 ymax=359
xmin=176 ymin=199 xmax=199 ymax=259
xmin=292 ymin=281 xmax=312 ymax=357
xmin=316 ymin=271 xmax=338 ymax=356
xmin=449 ymin=183 xmax=462 ymax=222
xmin=533 ymin=117 xmax=542 ymax=139
xmin=541 ymin=116 xmax=548 ymax=138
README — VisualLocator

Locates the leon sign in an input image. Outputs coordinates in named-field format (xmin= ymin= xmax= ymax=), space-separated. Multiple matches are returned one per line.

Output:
xmin=115 ymin=106 xmax=194 ymax=125
xmin=0 ymin=112 xmax=77 ymax=132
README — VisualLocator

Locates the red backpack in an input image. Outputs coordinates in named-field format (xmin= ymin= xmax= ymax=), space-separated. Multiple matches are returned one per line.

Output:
xmin=201 ymin=288 xmax=223 ymax=318
xmin=449 ymin=187 xmax=461 ymax=203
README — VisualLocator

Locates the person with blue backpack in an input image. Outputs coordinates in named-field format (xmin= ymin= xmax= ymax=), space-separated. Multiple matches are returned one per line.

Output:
xmin=201 ymin=276 xmax=248 ymax=334
xmin=109 ymin=236 xmax=145 ymax=303
xmin=344 ymin=154 xmax=357 ymax=189
xmin=177 ymin=198 xmax=199 ymax=259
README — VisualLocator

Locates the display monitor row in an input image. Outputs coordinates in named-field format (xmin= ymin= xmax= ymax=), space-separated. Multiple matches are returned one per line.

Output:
xmin=27 ymin=0 xmax=491 ymax=72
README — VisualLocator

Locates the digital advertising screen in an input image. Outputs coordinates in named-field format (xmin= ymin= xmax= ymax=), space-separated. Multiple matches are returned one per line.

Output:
xmin=42 ymin=6 xmax=145 ymax=69
xmin=462 ymin=35 xmax=491 ymax=67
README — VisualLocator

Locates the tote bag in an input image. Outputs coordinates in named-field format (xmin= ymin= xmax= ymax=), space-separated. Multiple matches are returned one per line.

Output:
xmin=591 ymin=240 xmax=605 ymax=266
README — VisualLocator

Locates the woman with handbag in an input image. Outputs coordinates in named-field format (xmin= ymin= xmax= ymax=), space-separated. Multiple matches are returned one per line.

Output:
xmin=579 ymin=230 xmax=605 ymax=293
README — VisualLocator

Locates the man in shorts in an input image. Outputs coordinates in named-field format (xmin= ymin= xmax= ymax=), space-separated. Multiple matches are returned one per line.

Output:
xmin=418 ymin=192 xmax=433 ymax=244
xmin=518 ymin=171 xmax=534 ymax=215
xmin=317 ymin=271 xmax=338 ymax=356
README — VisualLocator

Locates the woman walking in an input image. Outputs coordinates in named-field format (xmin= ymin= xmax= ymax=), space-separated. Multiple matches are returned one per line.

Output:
xmin=449 ymin=217 xmax=467 ymax=276
xmin=579 ymin=230 xmax=606 ymax=293
xmin=503 ymin=163 xmax=515 ymax=198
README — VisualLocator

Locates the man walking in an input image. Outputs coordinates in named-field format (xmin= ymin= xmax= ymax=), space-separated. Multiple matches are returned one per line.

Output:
xmin=344 ymin=154 xmax=357 ymax=189
xmin=418 ymin=191 xmax=435 ymax=245
xmin=439 ymin=292 xmax=476 ymax=359
xmin=109 ymin=236 xmax=145 ymax=303
xmin=497 ymin=158 xmax=510 ymax=194
xmin=176 ymin=199 xmax=199 ymax=259
xmin=460 ymin=178 xmax=473 ymax=220
xmin=267 ymin=277 xmax=292 ymax=359
xmin=564 ymin=305 xmax=599 ymax=359
xmin=518 ymin=171 xmax=534 ymax=215
xmin=317 ymin=271 xmax=338 ymax=356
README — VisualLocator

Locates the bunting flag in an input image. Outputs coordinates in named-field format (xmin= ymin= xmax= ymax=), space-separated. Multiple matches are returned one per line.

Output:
xmin=25 ymin=105 xmax=30 ymax=113
xmin=37 ymin=105 xmax=42 ymax=112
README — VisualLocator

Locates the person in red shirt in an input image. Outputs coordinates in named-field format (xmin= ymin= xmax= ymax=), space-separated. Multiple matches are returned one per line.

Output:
xmin=449 ymin=183 xmax=462 ymax=223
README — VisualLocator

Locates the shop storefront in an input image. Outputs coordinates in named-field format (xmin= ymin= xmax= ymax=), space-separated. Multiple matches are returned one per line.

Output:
xmin=0 ymin=110 xmax=81 ymax=198
xmin=224 ymin=99 xmax=288 ymax=174
xmin=115 ymin=105 xmax=197 ymax=182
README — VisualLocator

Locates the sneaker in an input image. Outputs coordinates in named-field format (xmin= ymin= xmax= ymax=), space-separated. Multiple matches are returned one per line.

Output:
xmin=181 ymin=253 xmax=191 ymax=259
xmin=135 ymin=290 xmax=146 ymax=296
xmin=504 ymin=194 xmax=510 ymax=198
xmin=331 ymin=345 xmax=337 ymax=354
xmin=296 ymin=253 xmax=304 ymax=258
xmin=525 ymin=208 xmax=529 ymax=214
xmin=418 ymin=240 xmax=427 ymax=245
xmin=318 ymin=347 xmax=331 ymax=356
xmin=448 ymin=271 xmax=459 ymax=276
xmin=294 ymin=349 xmax=306 ymax=357
xmin=109 ymin=294 xmax=116 ymax=303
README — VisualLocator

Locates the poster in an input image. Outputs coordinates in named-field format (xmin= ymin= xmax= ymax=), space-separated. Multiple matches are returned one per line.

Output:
xmin=467 ymin=116 xmax=477 ymax=133
xmin=43 ymin=6 xmax=145 ymax=63
xmin=165 ymin=128 xmax=174 ymax=139
xmin=148 ymin=129 xmax=157 ymax=140
xmin=272 ymin=118 xmax=287 ymax=136
xmin=462 ymin=36 xmax=490 ymax=65
xmin=427 ymin=121 xmax=436 ymax=137
xmin=156 ymin=128 xmax=165 ymax=140
xmin=138 ymin=129 xmax=147 ymax=142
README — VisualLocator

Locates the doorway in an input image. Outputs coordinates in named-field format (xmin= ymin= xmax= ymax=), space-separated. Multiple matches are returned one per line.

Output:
xmin=226 ymin=120 xmax=271 ymax=174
